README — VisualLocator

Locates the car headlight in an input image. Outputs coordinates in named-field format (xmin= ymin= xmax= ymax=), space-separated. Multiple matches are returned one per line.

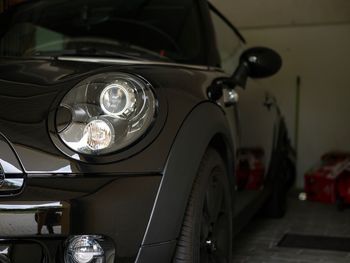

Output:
xmin=56 ymin=73 xmax=156 ymax=155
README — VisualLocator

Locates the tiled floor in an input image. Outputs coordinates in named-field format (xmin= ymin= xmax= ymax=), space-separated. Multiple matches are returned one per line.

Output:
xmin=232 ymin=193 xmax=350 ymax=262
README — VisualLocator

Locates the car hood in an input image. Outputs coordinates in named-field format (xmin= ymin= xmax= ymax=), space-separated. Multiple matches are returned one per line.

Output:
xmin=0 ymin=57 xmax=111 ymax=85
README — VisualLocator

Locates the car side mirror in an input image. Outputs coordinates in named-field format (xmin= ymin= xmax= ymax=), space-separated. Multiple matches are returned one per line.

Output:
xmin=232 ymin=47 xmax=282 ymax=88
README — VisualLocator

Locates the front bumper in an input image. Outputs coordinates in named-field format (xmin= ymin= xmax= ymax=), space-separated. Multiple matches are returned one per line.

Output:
xmin=0 ymin=175 xmax=161 ymax=263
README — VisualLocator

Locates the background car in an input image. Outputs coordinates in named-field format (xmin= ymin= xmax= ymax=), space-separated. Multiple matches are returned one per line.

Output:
xmin=0 ymin=0 xmax=295 ymax=262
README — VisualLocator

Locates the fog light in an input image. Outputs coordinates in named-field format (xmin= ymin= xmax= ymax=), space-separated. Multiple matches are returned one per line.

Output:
xmin=65 ymin=236 xmax=104 ymax=263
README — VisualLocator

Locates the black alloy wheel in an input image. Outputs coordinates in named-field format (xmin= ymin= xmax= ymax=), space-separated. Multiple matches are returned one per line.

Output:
xmin=173 ymin=148 xmax=233 ymax=263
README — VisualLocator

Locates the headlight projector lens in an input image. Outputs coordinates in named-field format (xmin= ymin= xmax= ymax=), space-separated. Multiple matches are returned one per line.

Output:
xmin=57 ymin=73 xmax=156 ymax=155
xmin=100 ymin=83 xmax=136 ymax=117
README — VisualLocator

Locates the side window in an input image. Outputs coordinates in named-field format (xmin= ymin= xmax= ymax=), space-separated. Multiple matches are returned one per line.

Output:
xmin=210 ymin=10 xmax=243 ymax=74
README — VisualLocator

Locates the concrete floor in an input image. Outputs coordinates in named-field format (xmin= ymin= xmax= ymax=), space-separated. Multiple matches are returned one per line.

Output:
xmin=232 ymin=193 xmax=350 ymax=263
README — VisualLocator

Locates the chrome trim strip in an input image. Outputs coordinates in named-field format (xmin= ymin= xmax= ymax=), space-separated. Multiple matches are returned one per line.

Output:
xmin=0 ymin=246 xmax=10 ymax=263
xmin=0 ymin=178 xmax=24 ymax=193
xmin=57 ymin=56 xmax=222 ymax=71
xmin=0 ymin=201 xmax=62 ymax=211
xmin=0 ymin=246 xmax=9 ymax=256
xmin=0 ymin=137 xmax=23 ymax=174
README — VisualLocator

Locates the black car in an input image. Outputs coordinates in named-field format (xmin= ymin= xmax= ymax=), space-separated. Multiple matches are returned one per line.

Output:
xmin=0 ymin=0 xmax=295 ymax=262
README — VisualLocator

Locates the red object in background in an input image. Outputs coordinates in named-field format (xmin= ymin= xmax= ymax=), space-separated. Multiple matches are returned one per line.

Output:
xmin=304 ymin=152 xmax=350 ymax=204
xmin=236 ymin=148 xmax=265 ymax=190
xmin=305 ymin=171 xmax=338 ymax=203
xmin=338 ymin=168 xmax=350 ymax=205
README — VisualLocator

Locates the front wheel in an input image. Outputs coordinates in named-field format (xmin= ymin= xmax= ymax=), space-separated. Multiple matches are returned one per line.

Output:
xmin=173 ymin=148 xmax=233 ymax=263
xmin=263 ymin=158 xmax=294 ymax=218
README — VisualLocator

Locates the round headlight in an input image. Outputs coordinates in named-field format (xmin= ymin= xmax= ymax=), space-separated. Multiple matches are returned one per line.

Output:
xmin=56 ymin=73 xmax=156 ymax=155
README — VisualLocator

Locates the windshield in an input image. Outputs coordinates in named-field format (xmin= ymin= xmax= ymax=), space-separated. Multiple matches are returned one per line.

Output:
xmin=0 ymin=0 xmax=205 ymax=64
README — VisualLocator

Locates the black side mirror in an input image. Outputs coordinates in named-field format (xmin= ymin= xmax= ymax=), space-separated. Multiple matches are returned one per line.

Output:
xmin=232 ymin=47 xmax=282 ymax=88
xmin=208 ymin=47 xmax=282 ymax=101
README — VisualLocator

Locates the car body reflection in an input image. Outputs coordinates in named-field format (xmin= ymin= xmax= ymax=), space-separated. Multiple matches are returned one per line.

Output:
xmin=0 ymin=202 xmax=69 ymax=235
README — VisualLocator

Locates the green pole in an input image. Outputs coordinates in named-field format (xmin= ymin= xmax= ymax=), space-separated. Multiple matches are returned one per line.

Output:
xmin=295 ymin=76 xmax=301 ymax=155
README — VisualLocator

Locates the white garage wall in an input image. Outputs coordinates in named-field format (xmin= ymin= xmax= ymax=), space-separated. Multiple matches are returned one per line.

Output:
xmin=211 ymin=0 xmax=350 ymax=187
xmin=211 ymin=0 xmax=350 ymax=28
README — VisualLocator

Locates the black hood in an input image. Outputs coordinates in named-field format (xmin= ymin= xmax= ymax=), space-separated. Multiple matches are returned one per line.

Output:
xmin=0 ymin=57 xmax=112 ymax=128
xmin=0 ymin=57 xmax=106 ymax=85
xmin=0 ymin=58 xmax=119 ymax=173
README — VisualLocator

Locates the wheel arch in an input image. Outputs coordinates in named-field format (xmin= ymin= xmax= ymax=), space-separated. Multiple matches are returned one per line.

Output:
xmin=268 ymin=116 xmax=296 ymax=181
xmin=209 ymin=133 xmax=235 ymax=189
xmin=136 ymin=102 xmax=236 ymax=263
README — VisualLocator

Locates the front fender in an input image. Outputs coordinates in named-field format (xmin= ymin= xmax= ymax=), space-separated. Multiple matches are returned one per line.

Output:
xmin=136 ymin=102 xmax=235 ymax=262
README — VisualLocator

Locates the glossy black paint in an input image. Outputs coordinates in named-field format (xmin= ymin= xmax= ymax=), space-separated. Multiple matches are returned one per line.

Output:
xmin=0 ymin=58 xmax=221 ymax=174
xmin=0 ymin=175 xmax=161 ymax=262
xmin=0 ymin=56 xmax=231 ymax=262
xmin=141 ymin=102 xmax=234 ymax=246
xmin=0 ymin=56 xmax=294 ymax=262
xmin=0 ymin=1 xmax=295 ymax=263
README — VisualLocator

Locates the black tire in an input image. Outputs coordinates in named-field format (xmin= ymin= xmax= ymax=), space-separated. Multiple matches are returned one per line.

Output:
xmin=173 ymin=148 xmax=233 ymax=263
xmin=336 ymin=198 xmax=345 ymax=212
xmin=263 ymin=178 xmax=287 ymax=218
xmin=263 ymin=159 xmax=293 ymax=218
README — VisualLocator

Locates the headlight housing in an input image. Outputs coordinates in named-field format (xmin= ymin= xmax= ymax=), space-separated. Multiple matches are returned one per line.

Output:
xmin=56 ymin=73 xmax=156 ymax=155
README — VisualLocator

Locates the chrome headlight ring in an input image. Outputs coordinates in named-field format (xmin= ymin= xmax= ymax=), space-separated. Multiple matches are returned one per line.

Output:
xmin=48 ymin=72 xmax=163 ymax=162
